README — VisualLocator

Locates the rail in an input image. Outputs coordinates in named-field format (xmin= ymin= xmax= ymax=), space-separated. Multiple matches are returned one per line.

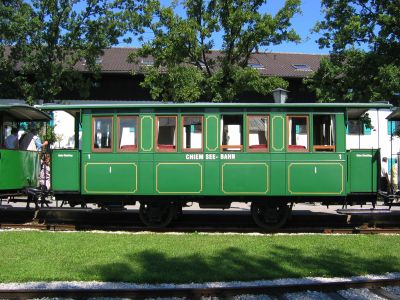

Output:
xmin=0 ymin=278 xmax=399 ymax=299
xmin=2 ymin=222 xmax=400 ymax=234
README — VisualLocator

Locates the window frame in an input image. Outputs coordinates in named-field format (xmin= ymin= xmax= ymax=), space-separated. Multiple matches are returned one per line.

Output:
xmin=220 ymin=114 xmax=244 ymax=152
xmin=116 ymin=115 xmax=139 ymax=153
xmin=312 ymin=114 xmax=336 ymax=152
xmin=247 ymin=115 xmax=269 ymax=152
xmin=286 ymin=115 xmax=309 ymax=152
xmin=92 ymin=116 xmax=114 ymax=153
xmin=155 ymin=115 xmax=178 ymax=153
xmin=181 ymin=115 xmax=204 ymax=153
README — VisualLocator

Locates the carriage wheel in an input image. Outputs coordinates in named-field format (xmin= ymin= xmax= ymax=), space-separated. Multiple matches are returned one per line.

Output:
xmin=139 ymin=203 xmax=176 ymax=228
xmin=251 ymin=202 xmax=291 ymax=230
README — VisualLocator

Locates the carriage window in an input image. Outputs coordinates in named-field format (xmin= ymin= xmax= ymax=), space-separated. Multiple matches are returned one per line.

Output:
xmin=220 ymin=115 xmax=243 ymax=151
xmin=157 ymin=116 xmax=177 ymax=152
xmin=118 ymin=116 xmax=138 ymax=152
xmin=247 ymin=115 xmax=268 ymax=151
xmin=182 ymin=116 xmax=203 ymax=151
xmin=93 ymin=116 xmax=113 ymax=152
xmin=313 ymin=115 xmax=336 ymax=152
xmin=287 ymin=116 xmax=308 ymax=152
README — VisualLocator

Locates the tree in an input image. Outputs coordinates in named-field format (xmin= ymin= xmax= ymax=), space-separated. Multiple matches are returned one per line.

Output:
xmin=131 ymin=0 xmax=301 ymax=102
xmin=0 ymin=0 xmax=149 ymax=103
xmin=306 ymin=0 xmax=400 ymax=103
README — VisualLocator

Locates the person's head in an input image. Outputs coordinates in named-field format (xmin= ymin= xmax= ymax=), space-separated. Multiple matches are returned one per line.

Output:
xmin=11 ymin=127 xmax=18 ymax=135
xmin=383 ymin=157 xmax=388 ymax=162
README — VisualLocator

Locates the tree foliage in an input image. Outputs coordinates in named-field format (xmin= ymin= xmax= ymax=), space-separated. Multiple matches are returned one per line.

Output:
xmin=0 ymin=0 xmax=148 ymax=103
xmin=131 ymin=0 xmax=301 ymax=102
xmin=306 ymin=0 xmax=400 ymax=103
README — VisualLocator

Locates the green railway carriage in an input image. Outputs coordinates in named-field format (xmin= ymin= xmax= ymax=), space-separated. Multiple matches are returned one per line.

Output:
xmin=40 ymin=102 xmax=391 ymax=228
xmin=0 ymin=104 xmax=51 ymax=195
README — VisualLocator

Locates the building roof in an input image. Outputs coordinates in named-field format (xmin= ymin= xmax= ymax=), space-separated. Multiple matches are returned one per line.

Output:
xmin=4 ymin=46 xmax=326 ymax=78
xmin=75 ymin=48 xmax=326 ymax=78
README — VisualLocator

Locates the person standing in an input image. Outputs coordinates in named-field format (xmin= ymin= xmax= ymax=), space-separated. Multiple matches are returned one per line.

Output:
xmin=39 ymin=154 xmax=51 ymax=190
xmin=20 ymin=128 xmax=48 ymax=151
xmin=381 ymin=157 xmax=389 ymax=192
xmin=392 ymin=159 xmax=398 ymax=192
xmin=5 ymin=127 xmax=19 ymax=149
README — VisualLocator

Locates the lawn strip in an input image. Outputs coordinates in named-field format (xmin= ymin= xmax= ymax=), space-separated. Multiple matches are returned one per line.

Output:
xmin=1 ymin=231 xmax=399 ymax=283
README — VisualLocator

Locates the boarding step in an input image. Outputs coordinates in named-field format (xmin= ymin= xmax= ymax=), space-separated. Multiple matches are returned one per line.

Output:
xmin=337 ymin=208 xmax=392 ymax=215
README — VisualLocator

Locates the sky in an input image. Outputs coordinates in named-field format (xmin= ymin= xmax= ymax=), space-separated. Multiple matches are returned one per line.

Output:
xmin=131 ymin=0 xmax=329 ymax=54
xmin=34 ymin=0 xmax=329 ymax=55
xmin=266 ymin=0 xmax=328 ymax=54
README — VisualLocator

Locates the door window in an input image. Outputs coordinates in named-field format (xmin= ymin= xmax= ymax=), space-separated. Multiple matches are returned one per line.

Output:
xmin=92 ymin=116 xmax=113 ymax=152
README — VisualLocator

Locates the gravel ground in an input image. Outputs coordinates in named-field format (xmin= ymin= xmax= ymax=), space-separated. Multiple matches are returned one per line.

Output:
xmin=0 ymin=272 xmax=398 ymax=290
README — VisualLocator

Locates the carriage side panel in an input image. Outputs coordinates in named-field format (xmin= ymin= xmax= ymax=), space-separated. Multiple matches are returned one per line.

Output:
xmin=0 ymin=150 xmax=40 ymax=191
xmin=51 ymin=149 xmax=80 ymax=192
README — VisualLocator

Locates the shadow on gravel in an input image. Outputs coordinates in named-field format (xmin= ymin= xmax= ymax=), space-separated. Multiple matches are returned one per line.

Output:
xmin=85 ymin=246 xmax=399 ymax=283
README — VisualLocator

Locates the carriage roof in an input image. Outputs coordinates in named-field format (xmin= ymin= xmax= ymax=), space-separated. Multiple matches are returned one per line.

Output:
xmin=38 ymin=101 xmax=392 ymax=119
xmin=0 ymin=104 xmax=51 ymax=121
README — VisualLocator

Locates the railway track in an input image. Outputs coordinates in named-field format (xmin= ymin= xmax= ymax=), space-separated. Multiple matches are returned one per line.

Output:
xmin=1 ymin=205 xmax=400 ymax=233
xmin=0 ymin=277 xmax=399 ymax=299
xmin=2 ymin=222 xmax=400 ymax=234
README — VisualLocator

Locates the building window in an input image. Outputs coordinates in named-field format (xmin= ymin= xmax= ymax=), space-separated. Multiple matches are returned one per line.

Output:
xmin=313 ymin=115 xmax=336 ymax=152
xmin=287 ymin=115 xmax=309 ymax=152
xmin=247 ymin=115 xmax=268 ymax=151
xmin=92 ymin=116 xmax=113 ymax=152
xmin=347 ymin=120 xmax=371 ymax=135
xmin=292 ymin=64 xmax=312 ymax=71
xmin=182 ymin=116 xmax=203 ymax=152
xmin=156 ymin=116 xmax=177 ymax=152
xmin=117 ymin=116 xmax=138 ymax=152
xmin=388 ymin=120 xmax=400 ymax=135
xmin=221 ymin=115 xmax=243 ymax=151
xmin=248 ymin=63 xmax=265 ymax=69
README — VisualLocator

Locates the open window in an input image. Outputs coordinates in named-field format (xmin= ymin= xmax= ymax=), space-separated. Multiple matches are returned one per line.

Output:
xmin=182 ymin=116 xmax=203 ymax=152
xmin=156 ymin=116 xmax=177 ymax=152
xmin=117 ymin=116 xmax=138 ymax=152
xmin=313 ymin=115 xmax=336 ymax=152
xmin=220 ymin=115 xmax=243 ymax=152
xmin=287 ymin=115 xmax=308 ymax=152
xmin=92 ymin=116 xmax=113 ymax=152
xmin=247 ymin=115 xmax=268 ymax=151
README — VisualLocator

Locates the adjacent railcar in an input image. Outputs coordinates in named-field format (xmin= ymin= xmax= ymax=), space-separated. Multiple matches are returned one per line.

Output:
xmin=0 ymin=104 xmax=51 ymax=197
xmin=40 ymin=102 xmax=391 ymax=228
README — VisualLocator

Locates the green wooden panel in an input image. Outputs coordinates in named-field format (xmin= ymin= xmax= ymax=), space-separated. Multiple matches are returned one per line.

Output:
xmin=0 ymin=150 xmax=39 ymax=190
xmin=205 ymin=114 xmax=219 ymax=152
xmin=51 ymin=149 xmax=80 ymax=191
xmin=204 ymin=161 xmax=220 ymax=195
xmin=84 ymin=162 xmax=137 ymax=194
xmin=156 ymin=163 xmax=202 ymax=194
xmin=221 ymin=163 xmax=269 ymax=194
xmin=349 ymin=149 xmax=379 ymax=192
xmin=335 ymin=114 xmax=346 ymax=152
xmin=140 ymin=115 xmax=154 ymax=152
xmin=81 ymin=114 xmax=91 ymax=153
xmin=270 ymin=154 xmax=286 ymax=195
xmin=139 ymin=161 xmax=153 ymax=194
xmin=270 ymin=114 xmax=285 ymax=152
xmin=288 ymin=162 xmax=344 ymax=195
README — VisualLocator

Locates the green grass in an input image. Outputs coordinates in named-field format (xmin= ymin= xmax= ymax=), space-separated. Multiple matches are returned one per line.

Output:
xmin=1 ymin=231 xmax=400 ymax=283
